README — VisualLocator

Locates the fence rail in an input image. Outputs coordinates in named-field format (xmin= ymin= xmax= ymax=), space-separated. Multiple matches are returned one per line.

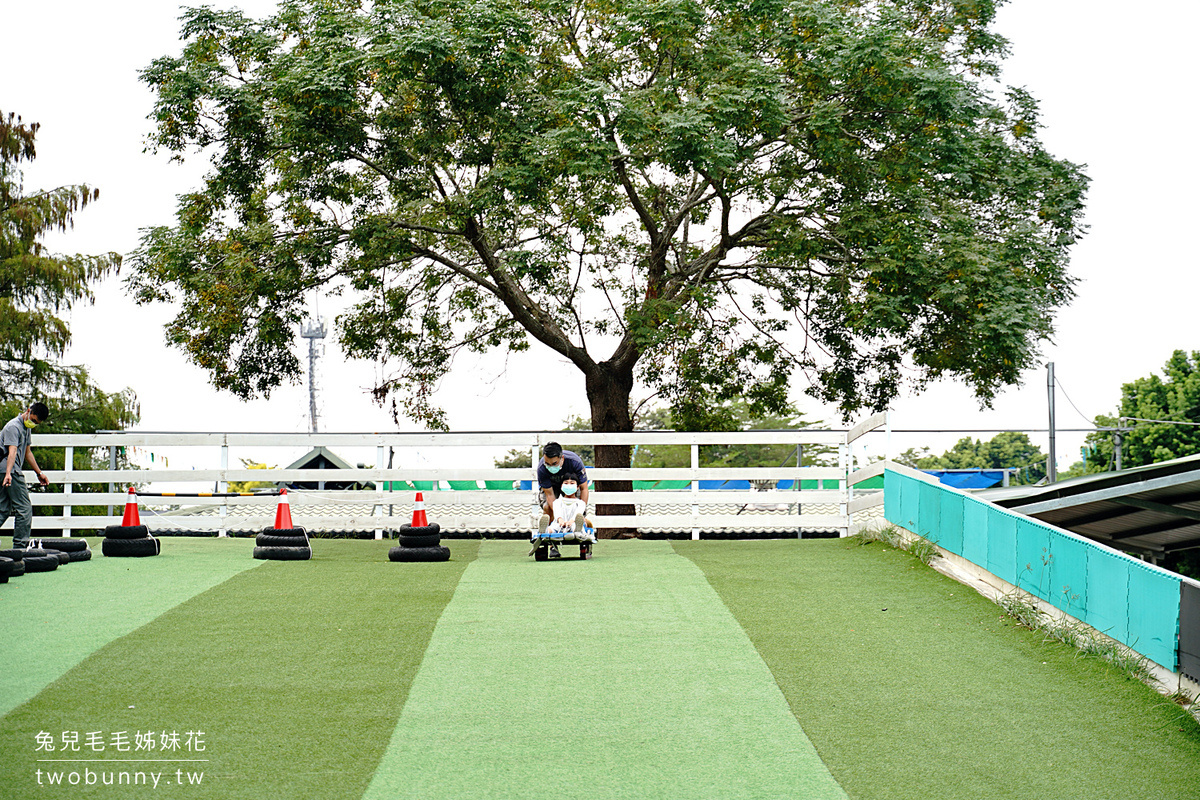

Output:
xmin=18 ymin=421 xmax=891 ymax=538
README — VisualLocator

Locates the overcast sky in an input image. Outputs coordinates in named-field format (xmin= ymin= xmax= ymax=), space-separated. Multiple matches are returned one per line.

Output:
xmin=4 ymin=0 xmax=1198 ymax=472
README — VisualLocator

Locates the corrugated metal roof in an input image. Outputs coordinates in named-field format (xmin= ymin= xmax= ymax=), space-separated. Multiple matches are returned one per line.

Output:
xmin=980 ymin=453 xmax=1200 ymax=556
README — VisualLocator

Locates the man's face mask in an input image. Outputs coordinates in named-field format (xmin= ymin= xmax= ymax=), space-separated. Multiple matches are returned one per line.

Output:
xmin=561 ymin=482 xmax=577 ymax=495
xmin=23 ymin=417 xmax=37 ymax=429
xmin=546 ymin=463 xmax=561 ymax=474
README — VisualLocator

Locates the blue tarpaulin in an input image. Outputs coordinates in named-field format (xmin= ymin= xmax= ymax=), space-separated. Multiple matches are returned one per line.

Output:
xmin=922 ymin=470 xmax=1006 ymax=489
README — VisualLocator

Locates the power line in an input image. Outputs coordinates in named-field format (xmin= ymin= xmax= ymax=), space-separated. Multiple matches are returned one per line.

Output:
xmin=1121 ymin=416 xmax=1200 ymax=427
xmin=1054 ymin=377 xmax=1094 ymax=426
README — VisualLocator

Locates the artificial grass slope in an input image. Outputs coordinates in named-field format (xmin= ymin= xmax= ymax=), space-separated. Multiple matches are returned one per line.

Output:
xmin=364 ymin=539 xmax=847 ymax=800
xmin=0 ymin=538 xmax=478 ymax=799
xmin=676 ymin=538 xmax=1200 ymax=800
xmin=0 ymin=537 xmax=266 ymax=717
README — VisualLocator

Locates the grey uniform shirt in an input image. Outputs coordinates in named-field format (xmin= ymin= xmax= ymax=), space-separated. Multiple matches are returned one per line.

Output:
xmin=1 ymin=415 xmax=32 ymax=477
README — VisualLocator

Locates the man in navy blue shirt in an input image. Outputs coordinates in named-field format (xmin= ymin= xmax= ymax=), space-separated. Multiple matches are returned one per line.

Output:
xmin=536 ymin=441 xmax=589 ymax=521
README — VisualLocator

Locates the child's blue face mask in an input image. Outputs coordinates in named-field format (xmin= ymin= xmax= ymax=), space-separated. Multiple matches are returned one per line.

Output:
xmin=561 ymin=483 xmax=577 ymax=495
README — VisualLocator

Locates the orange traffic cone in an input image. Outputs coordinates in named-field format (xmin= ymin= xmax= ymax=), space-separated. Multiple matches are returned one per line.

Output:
xmin=121 ymin=487 xmax=141 ymax=527
xmin=411 ymin=492 xmax=428 ymax=527
xmin=273 ymin=488 xmax=294 ymax=530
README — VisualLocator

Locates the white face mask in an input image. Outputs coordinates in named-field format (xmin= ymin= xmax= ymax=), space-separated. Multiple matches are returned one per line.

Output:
xmin=561 ymin=483 xmax=577 ymax=495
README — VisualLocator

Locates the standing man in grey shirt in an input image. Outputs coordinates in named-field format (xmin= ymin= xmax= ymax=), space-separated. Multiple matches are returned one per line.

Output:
xmin=2 ymin=402 xmax=50 ymax=549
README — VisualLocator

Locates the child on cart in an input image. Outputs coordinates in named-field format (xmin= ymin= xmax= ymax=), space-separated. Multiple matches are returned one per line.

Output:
xmin=529 ymin=473 xmax=595 ymax=558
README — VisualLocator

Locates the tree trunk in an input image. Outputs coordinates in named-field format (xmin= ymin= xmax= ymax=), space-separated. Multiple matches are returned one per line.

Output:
xmin=586 ymin=360 xmax=637 ymax=538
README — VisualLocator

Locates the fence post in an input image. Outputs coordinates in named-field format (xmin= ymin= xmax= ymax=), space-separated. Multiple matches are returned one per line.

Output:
xmin=107 ymin=445 xmax=116 ymax=518
xmin=219 ymin=442 xmax=229 ymax=538
xmin=63 ymin=445 xmax=73 ymax=537
xmin=839 ymin=441 xmax=849 ymax=537
xmin=794 ymin=441 xmax=802 ymax=536
xmin=374 ymin=444 xmax=385 ymax=540
xmin=690 ymin=443 xmax=700 ymax=541
xmin=530 ymin=442 xmax=539 ymax=533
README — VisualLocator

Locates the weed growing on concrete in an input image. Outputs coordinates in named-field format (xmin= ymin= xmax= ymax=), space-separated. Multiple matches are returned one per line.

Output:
xmin=996 ymin=587 xmax=1155 ymax=683
xmin=906 ymin=536 xmax=941 ymax=566
xmin=851 ymin=524 xmax=939 ymax=564
xmin=997 ymin=590 xmax=1043 ymax=630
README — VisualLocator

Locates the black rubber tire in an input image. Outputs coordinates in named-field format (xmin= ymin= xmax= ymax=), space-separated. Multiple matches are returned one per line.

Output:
xmin=102 ymin=537 xmax=160 ymax=557
xmin=534 ymin=546 xmax=548 ymax=561
xmin=253 ymin=545 xmax=312 ymax=561
xmin=0 ymin=548 xmax=26 ymax=561
xmin=23 ymin=548 xmax=67 ymax=563
xmin=398 ymin=523 xmax=440 ymax=536
xmin=256 ymin=532 xmax=309 ymax=547
xmin=67 ymin=548 xmax=93 ymax=563
xmin=397 ymin=532 xmax=441 ymax=548
xmin=0 ymin=557 xmax=13 ymax=577
xmin=22 ymin=554 xmax=59 ymax=572
xmin=104 ymin=524 xmax=150 ymax=540
xmin=32 ymin=538 xmax=89 ymax=553
xmin=25 ymin=548 xmax=70 ymax=564
xmin=388 ymin=545 xmax=450 ymax=562
xmin=260 ymin=527 xmax=307 ymax=537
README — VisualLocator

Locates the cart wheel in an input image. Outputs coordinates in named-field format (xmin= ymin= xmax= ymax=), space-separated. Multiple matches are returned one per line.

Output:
xmin=580 ymin=543 xmax=592 ymax=560
xmin=535 ymin=546 xmax=549 ymax=561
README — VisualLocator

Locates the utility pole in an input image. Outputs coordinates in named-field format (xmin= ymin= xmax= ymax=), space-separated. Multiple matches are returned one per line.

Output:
xmin=300 ymin=316 xmax=327 ymax=433
xmin=1114 ymin=418 xmax=1124 ymax=471
xmin=1047 ymin=362 xmax=1057 ymax=483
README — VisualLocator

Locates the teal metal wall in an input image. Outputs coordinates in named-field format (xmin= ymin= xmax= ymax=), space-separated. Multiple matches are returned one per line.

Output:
xmin=884 ymin=468 xmax=1182 ymax=671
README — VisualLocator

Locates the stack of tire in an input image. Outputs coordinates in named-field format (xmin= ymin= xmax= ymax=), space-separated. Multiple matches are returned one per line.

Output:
xmin=0 ymin=551 xmax=26 ymax=582
xmin=389 ymin=523 xmax=450 ymax=562
xmin=0 ymin=546 xmax=62 ymax=573
xmin=102 ymin=524 xmax=162 ymax=557
xmin=33 ymin=538 xmax=93 ymax=563
xmin=253 ymin=527 xmax=311 ymax=560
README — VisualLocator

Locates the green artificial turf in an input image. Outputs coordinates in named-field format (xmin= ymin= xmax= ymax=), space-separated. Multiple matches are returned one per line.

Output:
xmin=363 ymin=539 xmax=847 ymax=800
xmin=676 ymin=538 xmax=1200 ymax=800
xmin=0 ymin=538 xmax=478 ymax=799
xmin=0 ymin=537 xmax=266 ymax=716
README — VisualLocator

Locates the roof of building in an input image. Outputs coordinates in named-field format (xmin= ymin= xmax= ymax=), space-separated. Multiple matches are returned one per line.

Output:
xmin=280 ymin=446 xmax=373 ymax=490
xmin=979 ymin=453 xmax=1200 ymax=556
xmin=142 ymin=492 xmax=851 ymax=534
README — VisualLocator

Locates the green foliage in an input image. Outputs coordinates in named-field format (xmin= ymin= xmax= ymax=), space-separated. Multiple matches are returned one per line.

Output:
xmin=0 ymin=110 xmax=140 ymax=521
xmin=132 ymin=0 xmax=1087 ymax=435
xmin=228 ymin=458 xmax=278 ymax=492
xmin=892 ymin=446 xmax=931 ymax=468
xmin=493 ymin=449 xmax=532 ymax=469
xmin=1085 ymin=350 xmax=1200 ymax=470
xmin=633 ymin=399 xmax=833 ymax=468
xmin=916 ymin=431 xmax=1046 ymax=483
xmin=492 ymin=414 xmax=591 ymax=468
xmin=1 ymin=112 xmax=127 ymax=407
xmin=1 ymin=388 xmax=140 ymax=520
xmin=492 ymin=400 xmax=829 ymax=467
xmin=1163 ymin=550 xmax=1200 ymax=581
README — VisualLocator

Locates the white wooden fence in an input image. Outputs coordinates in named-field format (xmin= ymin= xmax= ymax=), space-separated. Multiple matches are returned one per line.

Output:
xmin=19 ymin=414 xmax=888 ymax=538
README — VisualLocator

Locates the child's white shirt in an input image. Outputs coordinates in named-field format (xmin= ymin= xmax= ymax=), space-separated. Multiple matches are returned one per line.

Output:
xmin=549 ymin=495 xmax=587 ymax=532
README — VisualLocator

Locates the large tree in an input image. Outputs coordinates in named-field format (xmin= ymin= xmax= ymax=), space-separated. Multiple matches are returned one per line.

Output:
xmin=911 ymin=430 xmax=1046 ymax=484
xmin=2 ymin=110 xmax=140 ymax=523
xmin=131 ymin=0 xmax=1087 ymax=517
xmin=1084 ymin=350 xmax=1200 ymax=471
xmin=0 ymin=111 xmax=139 ymax=434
